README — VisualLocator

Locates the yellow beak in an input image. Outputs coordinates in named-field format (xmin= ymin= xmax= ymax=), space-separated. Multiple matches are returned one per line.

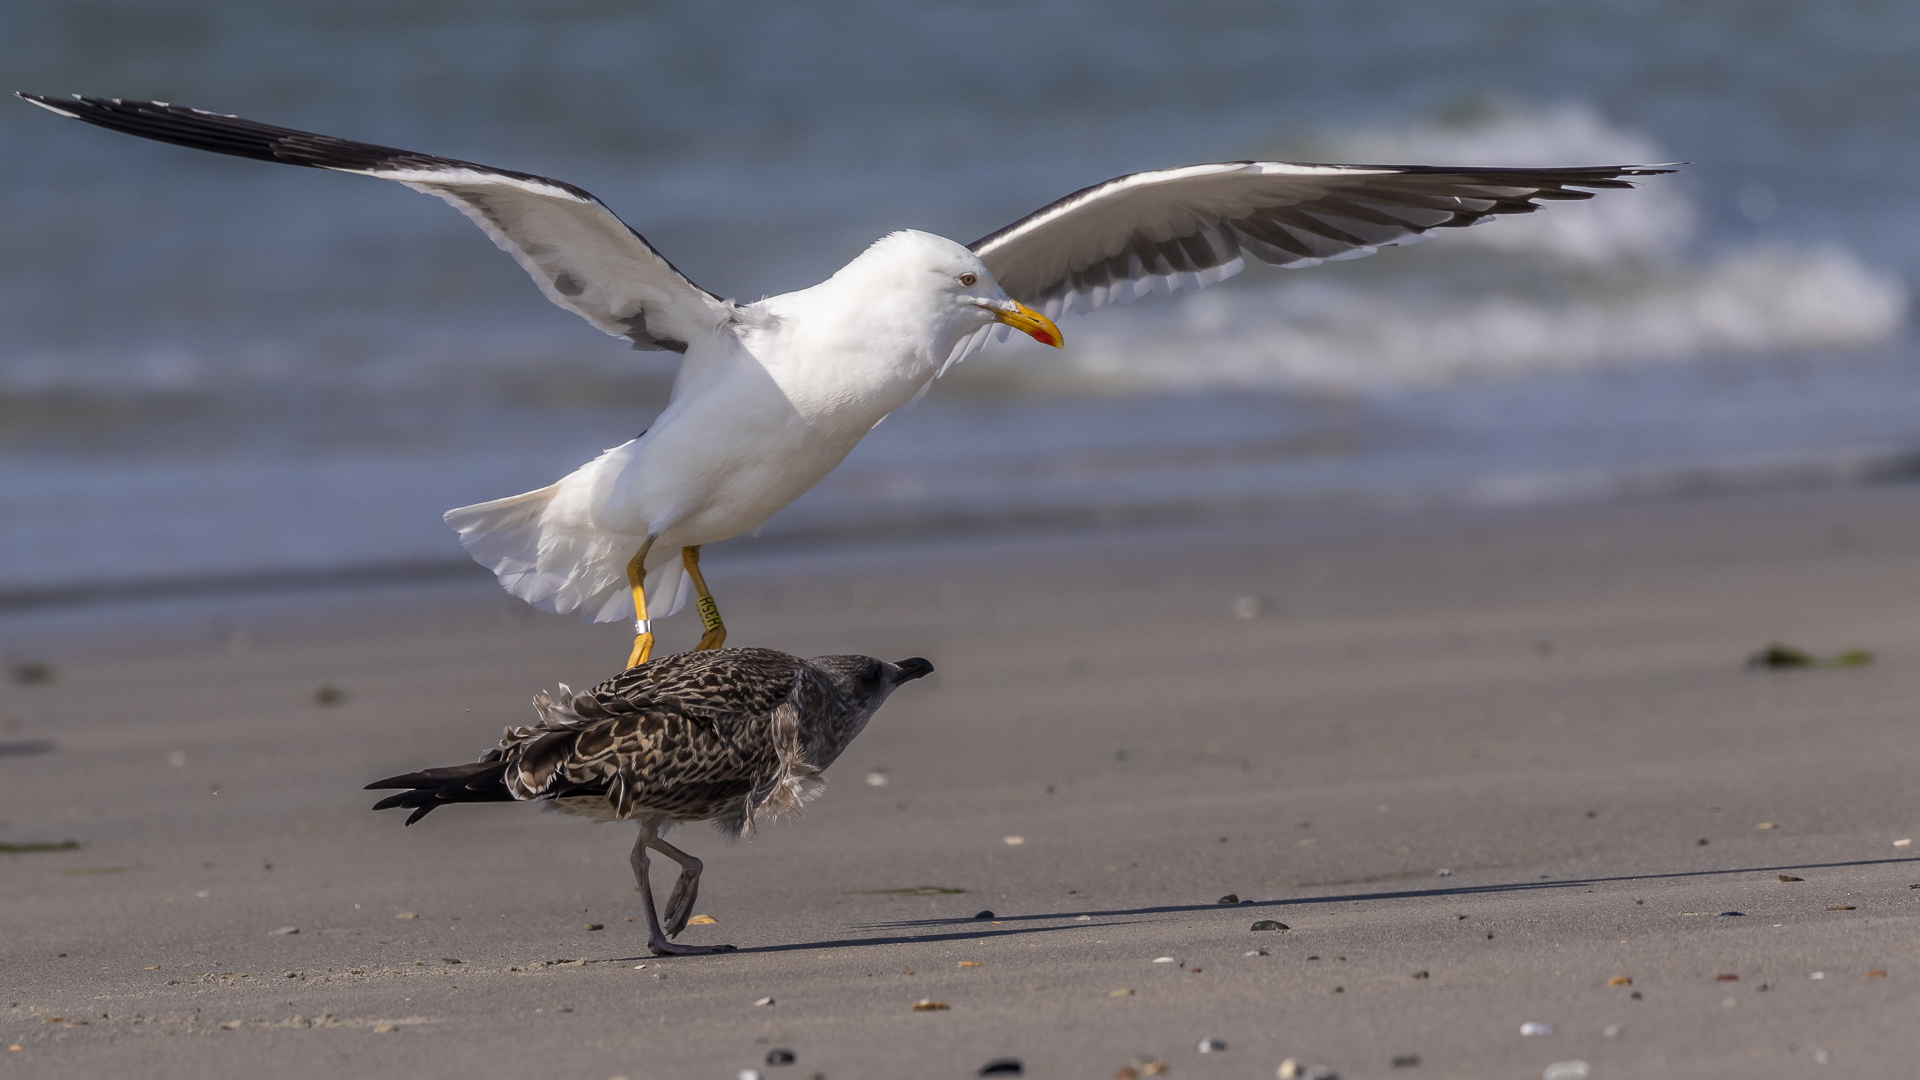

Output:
xmin=991 ymin=300 xmax=1064 ymax=348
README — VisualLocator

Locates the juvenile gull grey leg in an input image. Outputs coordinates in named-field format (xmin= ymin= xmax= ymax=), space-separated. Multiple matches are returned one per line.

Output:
xmin=632 ymin=820 xmax=733 ymax=955
xmin=647 ymin=831 xmax=705 ymax=937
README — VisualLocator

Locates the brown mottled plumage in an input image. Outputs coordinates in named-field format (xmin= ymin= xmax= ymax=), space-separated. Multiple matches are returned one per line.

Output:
xmin=367 ymin=647 xmax=933 ymax=955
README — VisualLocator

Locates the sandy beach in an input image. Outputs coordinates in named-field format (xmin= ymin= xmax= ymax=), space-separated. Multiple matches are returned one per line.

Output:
xmin=5 ymin=483 xmax=1920 ymax=1078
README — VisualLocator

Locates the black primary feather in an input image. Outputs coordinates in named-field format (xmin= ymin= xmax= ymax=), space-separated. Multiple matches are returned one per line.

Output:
xmin=367 ymin=761 xmax=516 ymax=826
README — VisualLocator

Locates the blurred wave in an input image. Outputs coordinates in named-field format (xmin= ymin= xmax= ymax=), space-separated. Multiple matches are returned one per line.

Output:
xmin=966 ymin=105 xmax=1905 ymax=393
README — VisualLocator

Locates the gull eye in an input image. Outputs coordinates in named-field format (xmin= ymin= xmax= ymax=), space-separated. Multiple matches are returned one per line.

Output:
xmin=958 ymin=272 xmax=977 ymax=287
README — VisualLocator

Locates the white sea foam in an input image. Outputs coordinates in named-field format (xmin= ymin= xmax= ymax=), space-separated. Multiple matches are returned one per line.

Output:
xmin=961 ymin=104 xmax=1908 ymax=393
xmin=1047 ymin=241 xmax=1906 ymax=392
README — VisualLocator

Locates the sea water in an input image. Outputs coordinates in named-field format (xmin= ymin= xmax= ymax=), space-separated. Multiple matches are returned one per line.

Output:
xmin=2 ymin=0 xmax=1915 ymax=601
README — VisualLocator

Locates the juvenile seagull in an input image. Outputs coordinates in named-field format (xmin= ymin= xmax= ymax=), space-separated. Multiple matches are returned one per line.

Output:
xmin=19 ymin=94 xmax=1671 ymax=664
xmin=366 ymin=647 xmax=933 ymax=956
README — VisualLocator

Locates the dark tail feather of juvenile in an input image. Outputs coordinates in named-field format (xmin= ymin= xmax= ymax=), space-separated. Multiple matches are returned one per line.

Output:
xmin=366 ymin=761 xmax=513 ymax=825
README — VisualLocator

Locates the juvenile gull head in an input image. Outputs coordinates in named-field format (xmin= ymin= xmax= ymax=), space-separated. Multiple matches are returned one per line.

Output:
xmin=366 ymin=646 xmax=932 ymax=956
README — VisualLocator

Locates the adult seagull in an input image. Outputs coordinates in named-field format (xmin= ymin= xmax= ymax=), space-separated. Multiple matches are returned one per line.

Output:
xmin=19 ymin=93 xmax=1672 ymax=666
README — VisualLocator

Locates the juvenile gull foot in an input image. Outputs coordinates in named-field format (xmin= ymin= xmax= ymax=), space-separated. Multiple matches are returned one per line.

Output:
xmin=633 ymin=826 xmax=733 ymax=954
xmin=648 ymin=831 xmax=705 ymax=938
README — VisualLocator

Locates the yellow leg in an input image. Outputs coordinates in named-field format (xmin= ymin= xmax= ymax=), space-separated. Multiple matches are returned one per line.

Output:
xmin=682 ymin=546 xmax=727 ymax=651
xmin=625 ymin=537 xmax=657 ymax=670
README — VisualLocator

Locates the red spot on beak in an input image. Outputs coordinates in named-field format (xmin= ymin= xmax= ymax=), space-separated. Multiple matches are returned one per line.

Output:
xmin=1031 ymin=331 xmax=1055 ymax=346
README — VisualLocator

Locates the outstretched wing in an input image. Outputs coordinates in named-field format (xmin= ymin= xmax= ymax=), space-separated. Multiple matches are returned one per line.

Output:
xmin=969 ymin=161 xmax=1676 ymax=317
xmin=18 ymin=93 xmax=731 ymax=353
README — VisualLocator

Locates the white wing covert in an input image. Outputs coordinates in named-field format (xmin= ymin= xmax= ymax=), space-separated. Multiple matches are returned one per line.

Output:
xmin=969 ymin=161 xmax=1676 ymax=318
xmin=19 ymin=94 xmax=731 ymax=353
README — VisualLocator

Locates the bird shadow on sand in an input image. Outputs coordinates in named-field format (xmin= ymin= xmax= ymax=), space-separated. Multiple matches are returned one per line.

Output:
xmin=598 ymin=918 xmax=1154 ymax=961
xmin=851 ymin=855 xmax=1920 ymax=934
xmin=595 ymin=855 xmax=1920 ymax=960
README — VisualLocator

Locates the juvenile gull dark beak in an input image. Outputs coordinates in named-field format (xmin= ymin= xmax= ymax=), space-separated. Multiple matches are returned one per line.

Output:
xmin=891 ymin=657 xmax=935 ymax=683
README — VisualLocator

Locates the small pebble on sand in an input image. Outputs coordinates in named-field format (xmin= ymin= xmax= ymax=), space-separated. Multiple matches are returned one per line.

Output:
xmin=1198 ymin=1037 xmax=1227 ymax=1053
xmin=269 ymin=927 xmax=298 ymax=936
xmin=1542 ymin=1062 xmax=1590 ymax=1080
xmin=1520 ymin=1022 xmax=1554 ymax=1036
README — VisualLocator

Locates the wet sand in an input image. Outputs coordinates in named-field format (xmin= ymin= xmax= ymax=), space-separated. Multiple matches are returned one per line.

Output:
xmin=5 ymin=484 xmax=1920 ymax=1078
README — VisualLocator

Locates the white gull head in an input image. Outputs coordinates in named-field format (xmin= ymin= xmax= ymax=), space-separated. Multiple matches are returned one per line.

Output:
xmin=811 ymin=229 xmax=1062 ymax=359
xmin=740 ymin=230 xmax=1063 ymax=422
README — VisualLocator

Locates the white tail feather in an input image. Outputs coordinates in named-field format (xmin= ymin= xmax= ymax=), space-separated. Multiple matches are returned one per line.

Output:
xmin=444 ymin=482 xmax=689 ymax=623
